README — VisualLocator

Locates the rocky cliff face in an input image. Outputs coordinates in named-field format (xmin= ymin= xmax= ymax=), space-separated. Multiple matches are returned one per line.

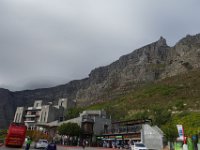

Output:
xmin=1 ymin=34 xmax=200 ymax=129
xmin=76 ymin=36 xmax=171 ymax=105
xmin=0 ymin=88 xmax=16 ymax=128
xmin=162 ymin=34 xmax=200 ymax=78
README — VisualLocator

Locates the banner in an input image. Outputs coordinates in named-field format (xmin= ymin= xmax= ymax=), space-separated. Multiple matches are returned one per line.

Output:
xmin=177 ymin=125 xmax=184 ymax=140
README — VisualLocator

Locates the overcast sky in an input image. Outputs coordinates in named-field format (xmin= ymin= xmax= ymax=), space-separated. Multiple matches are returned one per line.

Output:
xmin=0 ymin=0 xmax=200 ymax=91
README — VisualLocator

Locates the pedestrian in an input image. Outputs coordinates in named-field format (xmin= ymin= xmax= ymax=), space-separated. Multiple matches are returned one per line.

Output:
xmin=82 ymin=139 xmax=86 ymax=149
xmin=128 ymin=139 xmax=132 ymax=149
xmin=85 ymin=140 xmax=88 ymax=147
xmin=25 ymin=137 xmax=32 ymax=150
xmin=112 ymin=141 xmax=116 ymax=148
xmin=103 ymin=141 xmax=107 ymax=147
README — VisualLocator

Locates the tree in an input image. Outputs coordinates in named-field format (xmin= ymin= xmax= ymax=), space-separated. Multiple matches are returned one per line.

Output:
xmin=161 ymin=122 xmax=177 ymax=142
xmin=150 ymin=106 xmax=171 ymax=127
xmin=58 ymin=122 xmax=81 ymax=136
xmin=65 ymin=108 xmax=83 ymax=120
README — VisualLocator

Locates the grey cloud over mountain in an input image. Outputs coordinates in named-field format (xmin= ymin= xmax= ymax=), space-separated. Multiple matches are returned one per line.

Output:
xmin=0 ymin=0 xmax=200 ymax=91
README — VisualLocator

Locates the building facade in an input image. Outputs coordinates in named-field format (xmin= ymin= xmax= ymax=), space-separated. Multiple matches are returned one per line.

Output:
xmin=13 ymin=98 xmax=75 ymax=130
xmin=100 ymin=119 xmax=164 ymax=150
xmin=37 ymin=110 xmax=164 ymax=149
xmin=57 ymin=110 xmax=111 ymax=144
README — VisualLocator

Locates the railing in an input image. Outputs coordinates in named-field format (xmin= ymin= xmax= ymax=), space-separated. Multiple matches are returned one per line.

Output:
xmin=27 ymin=107 xmax=41 ymax=110
xmin=35 ymin=106 xmax=42 ymax=109
xmin=104 ymin=125 xmax=142 ymax=134
xmin=25 ymin=114 xmax=36 ymax=117
xmin=24 ymin=120 xmax=35 ymax=123
xmin=27 ymin=107 xmax=33 ymax=110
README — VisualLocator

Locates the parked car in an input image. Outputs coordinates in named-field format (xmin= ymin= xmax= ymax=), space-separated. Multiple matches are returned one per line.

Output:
xmin=46 ymin=141 xmax=57 ymax=150
xmin=34 ymin=139 xmax=48 ymax=149
xmin=130 ymin=143 xmax=148 ymax=150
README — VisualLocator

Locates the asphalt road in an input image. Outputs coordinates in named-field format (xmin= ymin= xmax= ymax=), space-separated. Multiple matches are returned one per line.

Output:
xmin=0 ymin=145 xmax=117 ymax=150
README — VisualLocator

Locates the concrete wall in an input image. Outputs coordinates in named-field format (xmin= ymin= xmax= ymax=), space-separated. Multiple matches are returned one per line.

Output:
xmin=38 ymin=101 xmax=66 ymax=123
xmin=39 ymin=105 xmax=60 ymax=123
xmin=58 ymin=98 xmax=75 ymax=110
xmin=142 ymin=124 xmax=164 ymax=150
xmin=33 ymin=100 xmax=43 ymax=108
xmin=13 ymin=107 xmax=25 ymax=123
xmin=48 ymin=106 xmax=64 ymax=122
xmin=39 ymin=105 xmax=50 ymax=123
xmin=59 ymin=117 xmax=82 ymax=126
xmin=93 ymin=117 xmax=111 ymax=135
xmin=58 ymin=113 xmax=111 ymax=136
xmin=80 ymin=110 xmax=106 ymax=118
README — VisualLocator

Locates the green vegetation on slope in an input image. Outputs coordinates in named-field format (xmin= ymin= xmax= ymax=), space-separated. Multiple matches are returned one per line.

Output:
xmin=86 ymin=70 xmax=200 ymax=119
xmin=82 ymin=70 xmax=200 ymax=136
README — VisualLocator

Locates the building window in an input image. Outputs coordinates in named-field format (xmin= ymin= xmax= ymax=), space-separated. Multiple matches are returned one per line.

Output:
xmin=36 ymin=103 xmax=39 ymax=107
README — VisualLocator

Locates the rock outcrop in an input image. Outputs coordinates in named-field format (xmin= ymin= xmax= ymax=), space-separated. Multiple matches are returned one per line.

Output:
xmin=1 ymin=34 xmax=200 ymax=129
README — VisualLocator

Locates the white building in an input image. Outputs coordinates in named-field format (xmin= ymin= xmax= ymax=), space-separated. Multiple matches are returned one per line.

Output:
xmin=13 ymin=98 xmax=75 ymax=130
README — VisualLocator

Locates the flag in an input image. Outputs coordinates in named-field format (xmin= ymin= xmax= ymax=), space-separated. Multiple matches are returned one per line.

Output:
xmin=177 ymin=125 xmax=184 ymax=140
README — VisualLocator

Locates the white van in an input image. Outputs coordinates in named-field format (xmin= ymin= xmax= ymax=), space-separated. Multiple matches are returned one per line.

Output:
xmin=130 ymin=142 xmax=148 ymax=150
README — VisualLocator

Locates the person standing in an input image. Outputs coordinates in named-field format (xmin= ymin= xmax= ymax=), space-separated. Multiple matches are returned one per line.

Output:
xmin=25 ymin=137 xmax=32 ymax=150
xmin=82 ymin=139 xmax=86 ymax=149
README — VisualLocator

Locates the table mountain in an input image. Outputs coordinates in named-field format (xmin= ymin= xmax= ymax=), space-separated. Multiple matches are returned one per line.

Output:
xmin=1 ymin=33 xmax=200 ymax=129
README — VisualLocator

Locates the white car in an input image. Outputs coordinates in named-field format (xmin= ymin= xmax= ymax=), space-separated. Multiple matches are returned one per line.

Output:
xmin=130 ymin=143 xmax=148 ymax=150
xmin=35 ymin=139 xmax=48 ymax=149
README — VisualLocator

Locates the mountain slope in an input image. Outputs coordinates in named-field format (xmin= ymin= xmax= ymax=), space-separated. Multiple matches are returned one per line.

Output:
xmin=0 ymin=88 xmax=16 ymax=128
xmin=86 ymin=69 xmax=200 ymax=120
xmin=0 ymin=33 xmax=200 ymax=129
